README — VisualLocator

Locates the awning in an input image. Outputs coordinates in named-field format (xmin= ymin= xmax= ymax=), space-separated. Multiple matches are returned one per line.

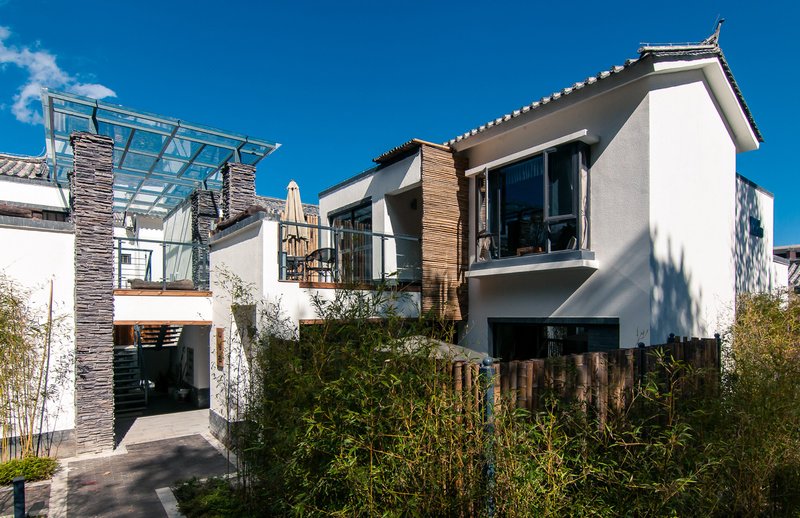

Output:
xmin=41 ymin=89 xmax=280 ymax=217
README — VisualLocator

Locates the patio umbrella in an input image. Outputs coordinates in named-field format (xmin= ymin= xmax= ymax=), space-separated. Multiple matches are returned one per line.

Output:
xmin=283 ymin=180 xmax=309 ymax=242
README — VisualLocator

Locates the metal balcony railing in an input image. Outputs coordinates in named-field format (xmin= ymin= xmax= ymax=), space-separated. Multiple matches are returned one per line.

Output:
xmin=114 ymin=237 xmax=209 ymax=290
xmin=278 ymin=220 xmax=421 ymax=285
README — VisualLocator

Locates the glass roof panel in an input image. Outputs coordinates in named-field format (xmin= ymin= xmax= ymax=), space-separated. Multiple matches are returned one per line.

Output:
xmin=142 ymin=180 xmax=167 ymax=193
xmin=240 ymin=152 xmax=261 ymax=165
xmin=170 ymin=185 xmax=194 ymax=198
xmin=163 ymin=137 xmax=200 ymax=160
xmin=98 ymin=122 xmax=132 ymax=148
xmin=123 ymin=152 xmax=157 ymax=171
xmin=129 ymin=130 xmax=167 ymax=155
xmin=183 ymin=164 xmax=214 ymax=180
xmin=41 ymin=89 xmax=279 ymax=214
xmin=175 ymin=126 xmax=240 ymax=148
xmin=152 ymin=158 xmax=184 ymax=175
xmin=196 ymin=145 xmax=232 ymax=165
xmin=239 ymin=141 xmax=269 ymax=154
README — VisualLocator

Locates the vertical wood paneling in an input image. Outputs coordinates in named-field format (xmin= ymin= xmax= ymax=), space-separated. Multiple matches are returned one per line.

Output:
xmin=420 ymin=145 xmax=469 ymax=320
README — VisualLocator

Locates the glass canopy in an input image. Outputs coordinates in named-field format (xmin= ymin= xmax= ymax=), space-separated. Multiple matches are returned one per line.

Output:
xmin=41 ymin=89 xmax=279 ymax=217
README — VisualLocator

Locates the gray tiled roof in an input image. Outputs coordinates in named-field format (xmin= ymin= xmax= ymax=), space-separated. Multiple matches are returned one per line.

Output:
xmin=373 ymin=138 xmax=449 ymax=164
xmin=255 ymin=195 xmax=319 ymax=217
xmin=448 ymin=43 xmax=762 ymax=145
xmin=0 ymin=153 xmax=48 ymax=181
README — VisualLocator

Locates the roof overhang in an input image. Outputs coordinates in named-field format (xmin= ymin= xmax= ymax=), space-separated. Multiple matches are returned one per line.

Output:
xmin=650 ymin=56 xmax=760 ymax=152
xmin=41 ymin=89 xmax=280 ymax=217
xmin=373 ymin=138 xmax=449 ymax=164
xmin=449 ymin=47 xmax=761 ymax=154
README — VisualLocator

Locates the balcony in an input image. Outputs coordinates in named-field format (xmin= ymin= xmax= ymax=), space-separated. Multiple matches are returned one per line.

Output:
xmin=277 ymin=221 xmax=421 ymax=286
xmin=114 ymin=237 xmax=210 ymax=291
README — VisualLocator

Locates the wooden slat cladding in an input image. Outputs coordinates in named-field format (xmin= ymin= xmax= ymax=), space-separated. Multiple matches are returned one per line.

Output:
xmin=420 ymin=145 xmax=469 ymax=320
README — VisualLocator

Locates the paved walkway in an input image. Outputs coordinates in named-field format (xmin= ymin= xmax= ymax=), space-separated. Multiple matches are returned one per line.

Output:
xmin=116 ymin=408 xmax=210 ymax=447
xmin=67 ymin=435 xmax=233 ymax=517
xmin=46 ymin=409 xmax=235 ymax=517
xmin=0 ymin=480 xmax=50 ymax=517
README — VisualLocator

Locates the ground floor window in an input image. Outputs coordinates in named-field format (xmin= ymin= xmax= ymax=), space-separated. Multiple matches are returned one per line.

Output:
xmin=490 ymin=318 xmax=619 ymax=361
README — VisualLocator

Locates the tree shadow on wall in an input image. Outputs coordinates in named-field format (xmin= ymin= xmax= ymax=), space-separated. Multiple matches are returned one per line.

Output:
xmin=734 ymin=178 xmax=769 ymax=293
xmin=650 ymin=227 xmax=704 ymax=343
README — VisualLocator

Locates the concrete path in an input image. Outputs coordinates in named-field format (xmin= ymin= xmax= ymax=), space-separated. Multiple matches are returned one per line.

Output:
xmin=47 ymin=409 xmax=235 ymax=517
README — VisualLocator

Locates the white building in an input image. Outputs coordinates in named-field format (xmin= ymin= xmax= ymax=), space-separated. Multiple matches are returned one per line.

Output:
xmin=0 ymin=90 xmax=282 ymax=455
xmin=319 ymin=39 xmax=784 ymax=360
xmin=0 ymin=34 xmax=787 ymax=455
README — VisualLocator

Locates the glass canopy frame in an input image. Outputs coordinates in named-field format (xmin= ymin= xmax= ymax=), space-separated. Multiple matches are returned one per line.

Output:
xmin=41 ymin=88 xmax=279 ymax=217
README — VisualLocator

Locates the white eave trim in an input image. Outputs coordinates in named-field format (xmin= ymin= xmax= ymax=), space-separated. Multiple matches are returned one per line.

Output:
xmin=466 ymin=258 xmax=599 ymax=278
xmin=465 ymin=129 xmax=599 ymax=177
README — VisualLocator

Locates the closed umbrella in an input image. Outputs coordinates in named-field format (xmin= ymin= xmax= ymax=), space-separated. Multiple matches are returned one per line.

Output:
xmin=283 ymin=180 xmax=309 ymax=242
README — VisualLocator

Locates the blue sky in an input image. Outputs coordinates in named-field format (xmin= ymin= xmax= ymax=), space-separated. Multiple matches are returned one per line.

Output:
xmin=1 ymin=0 xmax=797 ymax=244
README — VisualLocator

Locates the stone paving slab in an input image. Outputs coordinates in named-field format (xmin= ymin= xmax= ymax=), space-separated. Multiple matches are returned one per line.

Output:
xmin=116 ymin=409 xmax=209 ymax=447
xmin=0 ymin=480 xmax=50 ymax=517
xmin=67 ymin=434 xmax=234 ymax=518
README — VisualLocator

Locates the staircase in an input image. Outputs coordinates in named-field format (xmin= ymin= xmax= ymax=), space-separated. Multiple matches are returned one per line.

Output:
xmin=113 ymin=324 xmax=184 ymax=415
xmin=139 ymin=324 xmax=182 ymax=348
xmin=114 ymin=346 xmax=147 ymax=414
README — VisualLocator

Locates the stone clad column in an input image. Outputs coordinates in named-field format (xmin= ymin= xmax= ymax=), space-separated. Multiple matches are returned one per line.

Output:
xmin=70 ymin=132 xmax=115 ymax=454
xmin=191 ymin=190 xmax=218 ymax=290
xmin=221 ymin=162 xmax=256 ymax=220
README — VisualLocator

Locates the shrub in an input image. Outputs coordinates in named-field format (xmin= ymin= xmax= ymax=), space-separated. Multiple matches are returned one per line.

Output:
xmin=711 ymin=292 xmax=800 ymax=516
xmin=0 ymin=456 xmax=58 ymax=484
xmin=172 ymin=477 xmax=253 ymax=518
xmin=209 ymin=277 xmax=800 ymax=516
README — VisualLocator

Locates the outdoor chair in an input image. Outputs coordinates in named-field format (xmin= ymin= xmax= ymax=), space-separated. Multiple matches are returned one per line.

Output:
xmin=304 ymin=247 xmax=337 ymax=282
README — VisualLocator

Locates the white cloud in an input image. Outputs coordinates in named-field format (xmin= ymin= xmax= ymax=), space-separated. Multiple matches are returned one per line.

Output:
xmin=0 ymin=26 xmax=116 ymax=124
xmin=70 ymin=83 xmax=116 ymax=99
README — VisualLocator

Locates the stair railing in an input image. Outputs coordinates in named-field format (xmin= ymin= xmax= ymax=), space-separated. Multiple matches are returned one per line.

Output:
xmin=134 ymin=324 xmax=148 ymax=406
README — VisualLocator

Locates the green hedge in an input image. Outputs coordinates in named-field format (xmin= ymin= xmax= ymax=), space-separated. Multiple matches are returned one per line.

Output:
xmin=0 ymin=456 xmax=58 ymax=485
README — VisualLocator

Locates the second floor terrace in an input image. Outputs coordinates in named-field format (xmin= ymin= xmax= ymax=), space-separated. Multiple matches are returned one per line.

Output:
xmin=277 ymin=218 xmax=421 ymax=287
xmin=209 ymin=211 xmax=423 ymax=327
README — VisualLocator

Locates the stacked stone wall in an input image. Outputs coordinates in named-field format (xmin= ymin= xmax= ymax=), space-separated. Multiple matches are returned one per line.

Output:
xmin=70 ymin=132 xmax=115 ymax=454
xmin=191 ymin=190 xmax=218 ymax=289
xmin=221 ymin=162 xmax=256 ymax=219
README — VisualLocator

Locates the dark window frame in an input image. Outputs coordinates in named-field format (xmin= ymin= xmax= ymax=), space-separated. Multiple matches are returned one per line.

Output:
xmin=477 ymin=142 xmax=589 ymax=260
xmin=489 ymin=317 xmax=619 ymax=361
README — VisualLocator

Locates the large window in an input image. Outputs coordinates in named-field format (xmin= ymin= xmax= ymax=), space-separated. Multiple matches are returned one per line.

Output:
xmin=491 ymin=319 xmax=619 ymax=361
xmin=330 ymin=200 xmax=372 ymax=230
xmin=330 ymin=200 xmax=372 ymax=282
xmin=478 ymin=142 xmax=589 ymax=259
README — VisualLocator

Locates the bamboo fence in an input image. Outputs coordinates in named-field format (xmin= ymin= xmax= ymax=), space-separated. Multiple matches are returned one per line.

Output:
xmin=451 ymin=337 xmax=720 ymax=422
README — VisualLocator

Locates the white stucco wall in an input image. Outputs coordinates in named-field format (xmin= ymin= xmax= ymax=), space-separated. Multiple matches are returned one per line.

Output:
xmin=735 ymin=176 xmax=777 ymax=294
xmin=176 ymin=325 xmax=211 ymax=390
xmin=458 ymin=62 xmax=757 ymax=352
xmin=460 ymin=74 xmax=653 ymax=352
xmin=772 ymin=258 xmax=789 ymax=292
xmin=0 ymin=178 xmax=69 ymax=210
xmin=648 ymin=70 xmax=738 ymax=341
xmin=114 ymin=294 xmax=212 ymax=323
xmin=318 ymin=153 xmax=422 ymax=278
xmin=318 ymin=152 xmax=421 ymax=233
xmin=0 ymin=223 xmax=76 ymax=435
xmin=208 ymin=217 xmax=421 ymax=419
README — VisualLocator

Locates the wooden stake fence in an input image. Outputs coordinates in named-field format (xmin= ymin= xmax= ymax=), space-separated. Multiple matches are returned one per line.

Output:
xmin=451 ymin=337 xmax=720 ymax=421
